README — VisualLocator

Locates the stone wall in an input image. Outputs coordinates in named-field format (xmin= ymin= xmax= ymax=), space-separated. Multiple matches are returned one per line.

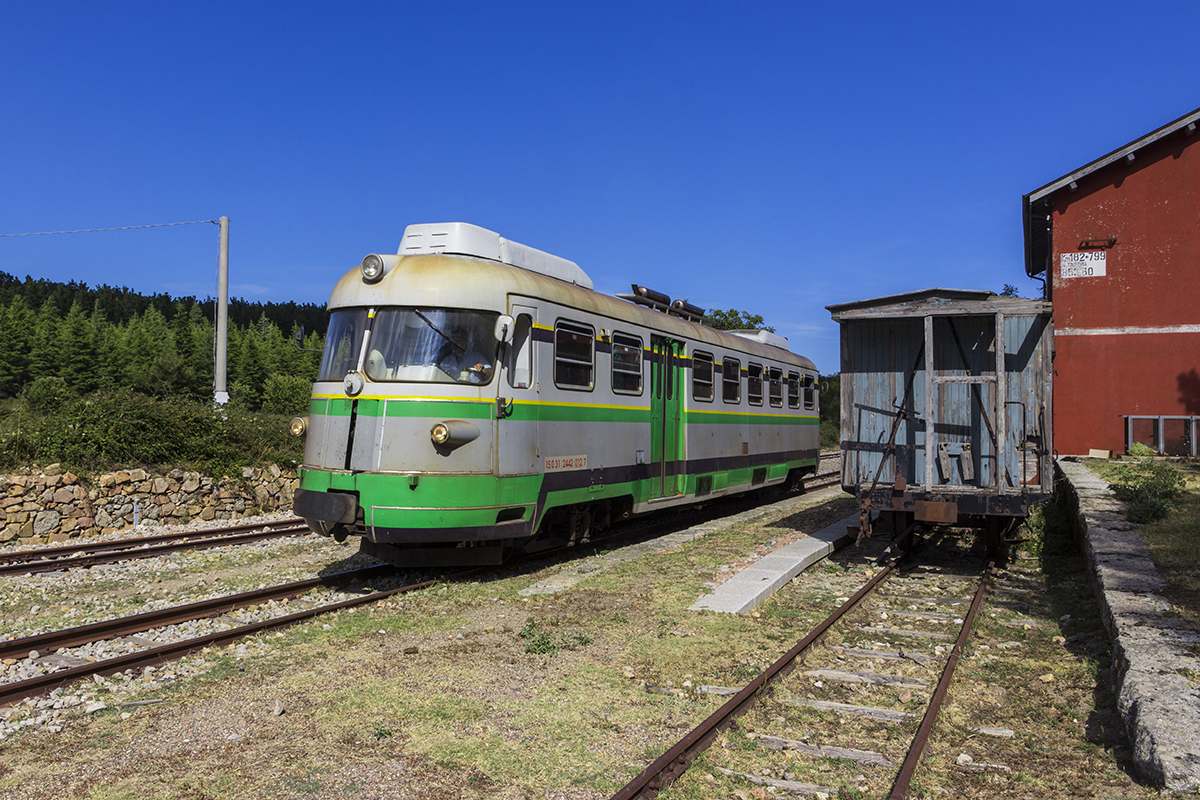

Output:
xmin=1057 ymin=458 xmax=1200 ymax=792
xmin=1 ymin=463 xmax=299 ymax=544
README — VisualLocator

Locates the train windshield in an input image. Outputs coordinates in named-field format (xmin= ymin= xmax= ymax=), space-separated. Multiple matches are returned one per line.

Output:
xmin=317 ymin=309 xmax=369 ymax=381
xmin=365 ymin=308 xmax=500 ymax=385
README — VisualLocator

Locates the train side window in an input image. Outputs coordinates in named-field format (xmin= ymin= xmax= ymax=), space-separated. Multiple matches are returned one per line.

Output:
xmin=507 ymin=314 xmax=533 ymax=389
xmin=611 ymin=332 xmax=643 ymax=394
xmin=747 ymin=363 xmax=763 ymax=406
xmin=803 ymin=373 xmax=815 ymax=410
xmin=768 ymin=367 xmax=783 ymax=407
xmin=722 ymin=357 xmax=740 ymax=403
xmin=692 ymin=351 xmax=714 ymax=402
xmin=787 ymin=371 xmax=800 ymax=409
xmin=554 ymin=320 xmax=595 ymax=390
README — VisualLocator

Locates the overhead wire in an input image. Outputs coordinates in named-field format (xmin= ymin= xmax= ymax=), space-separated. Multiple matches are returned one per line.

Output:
xmin=0 ymin=220 xmax=218 ymax=237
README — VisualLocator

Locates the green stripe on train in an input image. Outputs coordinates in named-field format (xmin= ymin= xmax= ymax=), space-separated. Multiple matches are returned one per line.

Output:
xmin=307 ymin=397 xmax=815 ymax=426
xmin=300 ymin=456 xmax=817 ymax=532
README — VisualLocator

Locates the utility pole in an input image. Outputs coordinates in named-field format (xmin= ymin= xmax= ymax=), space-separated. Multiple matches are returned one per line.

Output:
xmin=214 ymin=216 xmax=230 ymax=405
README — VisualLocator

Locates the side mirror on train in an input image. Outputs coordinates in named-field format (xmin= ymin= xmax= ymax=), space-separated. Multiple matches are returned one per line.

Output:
xmin=292 ymin=325 xmax=322 ymax=354
xmin=495 ymin=315 xmax=515 ymax=343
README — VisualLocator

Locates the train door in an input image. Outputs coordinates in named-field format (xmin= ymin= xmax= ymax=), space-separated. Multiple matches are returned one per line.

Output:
xmin=650 ymin=335 xmax=685 ymax=498
xmin=929 ymin=315 xmax=997 ymax=488
xmin=497 ymin=304 xmax=539 ymax=476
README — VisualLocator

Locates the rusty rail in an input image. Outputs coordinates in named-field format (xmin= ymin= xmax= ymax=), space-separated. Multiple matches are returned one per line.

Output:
xmin=610 ymin=556 xmax=903 ymax=800
xmin=0 ymin=567 xmax=457 ymax=707
xmin=0 ymin=564 xmax=395 ymax=660
xmin=0 ymin=519 xmax=309 ymax=576
xmin=887 ymin=560 xmax=995 ymax=799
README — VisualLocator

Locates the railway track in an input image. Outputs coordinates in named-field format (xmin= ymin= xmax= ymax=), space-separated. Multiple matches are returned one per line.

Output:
xmin=1 ymin=462 xmax=846 ymax=710
xmin=0 ymin=564 xmax=443 ymax=707
xmin=0 ymin=518 xmax=310 ymax=577
xmin=612 ymin=536 xmax=998 ymax=799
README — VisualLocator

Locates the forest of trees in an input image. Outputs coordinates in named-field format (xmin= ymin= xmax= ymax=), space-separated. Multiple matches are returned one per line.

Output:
xmin=0 ymin=271 xmax=328 ymax=412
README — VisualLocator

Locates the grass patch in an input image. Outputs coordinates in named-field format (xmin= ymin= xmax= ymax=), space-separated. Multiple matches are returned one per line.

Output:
xmin=1086 ymin=458 xmax=1200 ymax=632
xmin=1108 ymin=458 xmax=1186 ymax=522
xmin=517 ymin=618 xmax=593 ymax=655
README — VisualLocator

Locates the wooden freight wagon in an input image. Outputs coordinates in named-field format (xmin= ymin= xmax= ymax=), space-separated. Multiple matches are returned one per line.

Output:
xmin=826 ymin=289 xmax=1054 ymax=551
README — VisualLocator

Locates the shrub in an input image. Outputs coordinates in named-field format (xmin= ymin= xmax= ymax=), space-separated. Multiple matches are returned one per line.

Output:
xmin=1109 ymin=458 xmax=1186 ymax=523
xmin=20 ymin=376 xmax=76 ymax=414
xmin=0 ymin=389 xmax=302 ymax=476
xmin=820 ymin=419 xmax=839 ymax=451
xmin=262 ymin=373 xmax=313 ymax=415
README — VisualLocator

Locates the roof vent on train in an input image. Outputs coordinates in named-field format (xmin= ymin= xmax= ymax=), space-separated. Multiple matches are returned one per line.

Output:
xmin=729 ymin=329 xmax=789 ymax=350
xmin=398 ymin=222 xmax=593 ymax=290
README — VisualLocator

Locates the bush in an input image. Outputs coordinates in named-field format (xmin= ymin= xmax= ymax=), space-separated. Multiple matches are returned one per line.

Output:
xmin=20 ymin=376 xmax=76 ymax=414
xmin=820 ymin=419 xmax=839 ymax=451
xmin=262 ymin=373 xmax=313 ymax=415
xmin=1109 ymin=458 xmax=1186 ymax=523
xmin=0 ymin=389 xmax=302 ymax=476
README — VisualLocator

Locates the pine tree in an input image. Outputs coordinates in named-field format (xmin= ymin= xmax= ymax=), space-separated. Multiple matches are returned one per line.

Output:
xmin=0 ymin=295 xmax=34 ymax=396
xmin=58 ymin=301 xmax=101 ymax=393
xmin=123 ymin=306 xmax=179 ymax=396
xmin=28 ymin=299 xmax=60 ymax=379
xmin=233 ymin=322 xmax=269 ymax=409
xmin=89 ymin=302 xmax=118 ymax=391
xmin=188 ymin=303 xmax=214 ymax=397
xmin=171 ymin=301 xmax=199 ymax=396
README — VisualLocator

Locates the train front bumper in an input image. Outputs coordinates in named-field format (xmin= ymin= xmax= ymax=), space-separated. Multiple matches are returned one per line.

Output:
xmin=294 ymin=488 xmax=358 ymax=525
xmin=296 ymin=471 xmax=539 ymax=544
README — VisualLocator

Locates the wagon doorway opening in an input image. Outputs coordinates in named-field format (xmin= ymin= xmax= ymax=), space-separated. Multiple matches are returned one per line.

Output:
xmin=651 ymin=336 xmax=685 ymax=498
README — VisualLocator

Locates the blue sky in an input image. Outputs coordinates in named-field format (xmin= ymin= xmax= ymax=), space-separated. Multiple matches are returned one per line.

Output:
xmin=2 ymin=1 xmax=1197 ymax=373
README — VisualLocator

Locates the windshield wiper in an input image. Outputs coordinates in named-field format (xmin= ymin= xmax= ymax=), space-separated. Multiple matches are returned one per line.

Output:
xmin=413 ymin=309 xmax=463 ymax=353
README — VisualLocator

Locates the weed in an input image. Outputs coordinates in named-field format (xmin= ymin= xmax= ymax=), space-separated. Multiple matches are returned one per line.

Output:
xmin=1108 ymin=458 xmax=1185 ymax=522
xmin=374 ymin=724 xmax=394 ymax=739
xmin=1129 ymin=441 xmax=1156 ymax=457
xmin=518 ymin=618 xmax=593 ymax=656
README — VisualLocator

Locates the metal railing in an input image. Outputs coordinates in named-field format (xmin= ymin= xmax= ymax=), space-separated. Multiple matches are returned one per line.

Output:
xmin=1122 ymin=415 xmax=1199 ymax=456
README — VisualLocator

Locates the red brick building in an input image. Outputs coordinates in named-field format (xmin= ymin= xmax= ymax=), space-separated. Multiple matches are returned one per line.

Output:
xmin=1024 ymin=107 xmax=1200 ymax=456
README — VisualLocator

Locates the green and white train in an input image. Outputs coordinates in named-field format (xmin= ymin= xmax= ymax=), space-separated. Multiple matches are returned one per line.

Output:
xmin=292 ymin=222 xmax=821 ymax=566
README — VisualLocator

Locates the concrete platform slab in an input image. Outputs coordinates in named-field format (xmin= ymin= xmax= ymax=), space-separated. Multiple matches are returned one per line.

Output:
xmin=689 ymin=513 xmax=859 ymax=614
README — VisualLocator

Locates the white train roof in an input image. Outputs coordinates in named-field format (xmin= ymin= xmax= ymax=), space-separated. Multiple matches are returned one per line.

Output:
xmin=398 ymin=222 xmax=593 ymax=290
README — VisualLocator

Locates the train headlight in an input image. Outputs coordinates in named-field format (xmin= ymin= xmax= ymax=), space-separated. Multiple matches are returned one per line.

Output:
xmin=431 ymin=422 xmax=451 ymax=445
xmin=429 ymin=420 xmax=480 ymax=448
xmin=361 ymin=254 xmax=385 ymax=282
xmin=360 ymin=253 xmax=400 ymax=283
xmin=289 ymin=416 xmax=308 ymax=437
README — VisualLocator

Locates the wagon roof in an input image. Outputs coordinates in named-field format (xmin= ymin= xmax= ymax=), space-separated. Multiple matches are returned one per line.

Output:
xmin=826 ymin=287 xmax=1051 ymax=321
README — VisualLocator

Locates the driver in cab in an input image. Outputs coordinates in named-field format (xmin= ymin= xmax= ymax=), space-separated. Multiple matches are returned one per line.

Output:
xmin=438 ymin=327 xmax=494 ymax=384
